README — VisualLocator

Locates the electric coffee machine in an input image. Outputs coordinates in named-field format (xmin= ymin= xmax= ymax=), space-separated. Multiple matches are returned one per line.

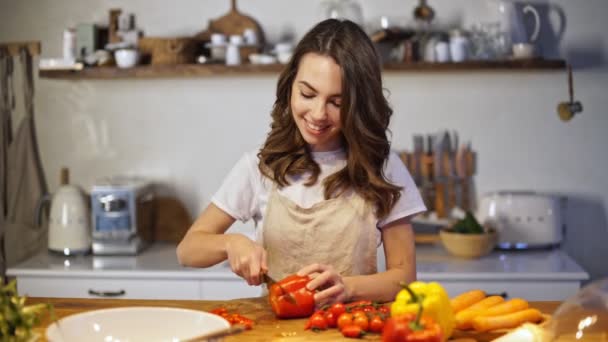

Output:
xmin=91 ymin=176 xmax=155 ymax=255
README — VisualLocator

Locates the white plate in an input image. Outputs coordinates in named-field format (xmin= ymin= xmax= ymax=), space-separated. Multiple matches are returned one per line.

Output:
xmin=46 ymin=306 xmax=230 ymax=342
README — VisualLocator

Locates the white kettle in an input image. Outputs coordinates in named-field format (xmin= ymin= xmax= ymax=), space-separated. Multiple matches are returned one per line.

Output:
xmin=38 ymin=167 xmax=91 ymax=255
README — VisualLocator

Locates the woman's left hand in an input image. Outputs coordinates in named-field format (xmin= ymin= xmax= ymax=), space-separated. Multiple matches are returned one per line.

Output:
xmin=297 ymin=263 xmax=350 ymax=307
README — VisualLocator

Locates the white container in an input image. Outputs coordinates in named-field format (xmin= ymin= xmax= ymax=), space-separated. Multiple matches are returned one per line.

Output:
xmin=434 ymin=41 xmax=451 ymax=63
xmin=62 ymin=28 xmax=77 ymax=61
xmin=226 ymin=35 xmax=243 ymax=66
xmin=114 ymin=48 xmax=140 ymax=68
xmin=449 ymin=32 xmax=470 ymax=62
xmin=243 ymin=28 xmax=258 ymax=45
xmin=209 ymin=33 xmax=227 ymax=62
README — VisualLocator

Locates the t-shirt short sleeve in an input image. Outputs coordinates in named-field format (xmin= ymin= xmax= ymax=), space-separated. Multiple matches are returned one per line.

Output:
xmin=210 ymin=151 xmax=260 ymax=222
xmin=377 ymin=151 xmax=427 ymax=228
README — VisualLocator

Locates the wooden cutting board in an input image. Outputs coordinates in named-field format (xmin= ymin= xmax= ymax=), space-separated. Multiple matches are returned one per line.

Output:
xmin=28 ymin=297 xmax=561 ymax=342
xmin=153 ymin=196 xmax=192 ymax=243
xmin=196 ymin=0 xmax=265 ymax=46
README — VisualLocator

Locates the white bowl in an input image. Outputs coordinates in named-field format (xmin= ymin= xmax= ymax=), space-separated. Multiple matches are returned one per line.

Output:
xmin=46 ymin=306 xmax=230 ymax=342
xmin=114 ymin=49 xmax=140 ymax=68
xmin=277 ymin=51 xmax=292 ymax=64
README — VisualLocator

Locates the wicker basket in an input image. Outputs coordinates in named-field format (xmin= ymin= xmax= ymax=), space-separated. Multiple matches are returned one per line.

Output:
xmin=138 ymin=37 xmax=199 ymax=65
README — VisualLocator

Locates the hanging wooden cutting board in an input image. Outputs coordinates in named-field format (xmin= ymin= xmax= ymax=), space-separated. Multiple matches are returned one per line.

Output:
xmin=196 ymin=0 xmax=265 ymax=46
xmin=152 ymin=196 xmax=192 ymax=243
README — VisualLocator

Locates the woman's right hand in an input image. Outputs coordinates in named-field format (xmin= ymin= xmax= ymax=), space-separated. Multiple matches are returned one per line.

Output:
xmin=225 ymin=234 xmax=268 ymax=286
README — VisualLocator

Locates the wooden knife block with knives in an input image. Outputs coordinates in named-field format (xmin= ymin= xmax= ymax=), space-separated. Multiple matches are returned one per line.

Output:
xmin=399 ymin=140 xmax=477 ymax=220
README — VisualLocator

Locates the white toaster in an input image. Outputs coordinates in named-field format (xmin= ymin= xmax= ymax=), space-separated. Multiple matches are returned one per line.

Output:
xmin=476 ymin=191 xmax=566 ymax=249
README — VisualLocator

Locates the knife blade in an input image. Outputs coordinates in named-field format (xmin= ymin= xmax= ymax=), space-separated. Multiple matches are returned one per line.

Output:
xmin=262 ymin=273 xmax=277 ymax=287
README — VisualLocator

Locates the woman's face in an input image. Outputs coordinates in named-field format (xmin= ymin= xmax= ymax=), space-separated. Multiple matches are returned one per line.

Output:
xmin=290 ymin=53 xmax=343 ymax=152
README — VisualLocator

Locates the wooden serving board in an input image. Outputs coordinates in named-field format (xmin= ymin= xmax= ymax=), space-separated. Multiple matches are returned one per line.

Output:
xmin=196 ymin=0 xmax=265 ymax=47
xmin=27 ymin=297 xmax=561 ymax=342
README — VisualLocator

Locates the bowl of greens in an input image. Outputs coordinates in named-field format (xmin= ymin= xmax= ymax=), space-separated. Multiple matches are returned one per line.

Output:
xmin=439 ymin=211 xmax=497 ymax=258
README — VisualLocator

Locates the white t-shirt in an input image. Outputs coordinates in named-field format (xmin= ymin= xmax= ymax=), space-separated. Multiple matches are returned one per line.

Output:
xmin=211 ymin=149 xmax=426 ymax=242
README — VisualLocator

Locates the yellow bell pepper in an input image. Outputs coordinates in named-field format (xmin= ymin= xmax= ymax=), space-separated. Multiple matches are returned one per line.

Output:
xmin=391 ymin=281 xmax=455 ymax=342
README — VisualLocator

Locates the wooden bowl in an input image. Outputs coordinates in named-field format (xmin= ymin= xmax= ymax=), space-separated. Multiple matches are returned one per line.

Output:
xmin=439 ymin=228 xmax=497 ymax=258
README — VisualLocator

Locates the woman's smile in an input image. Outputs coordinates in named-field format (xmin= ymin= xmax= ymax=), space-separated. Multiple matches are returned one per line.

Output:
xmin=304 ymin=118 xmax=331 ymax=135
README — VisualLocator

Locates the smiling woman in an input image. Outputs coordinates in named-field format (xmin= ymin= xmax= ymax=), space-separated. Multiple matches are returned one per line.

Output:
xmin=177 ymin=18 xmax=426 ymax=307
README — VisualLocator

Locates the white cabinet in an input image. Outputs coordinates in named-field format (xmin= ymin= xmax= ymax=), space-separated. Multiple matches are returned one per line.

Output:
xmin=415 ymin=245 xmax=589 ymax=301
xmin=8 ymin=243 xmax=588 ymax=301
xmin=7 ymin=244 xmax=263 ymax=300
xmin=418 ymin=279 xmax=582 ymax=301
xmin=14 ymin=275 xmax=262 ymax=300
xmin=16 ymin=276 xmax=201 ymax=300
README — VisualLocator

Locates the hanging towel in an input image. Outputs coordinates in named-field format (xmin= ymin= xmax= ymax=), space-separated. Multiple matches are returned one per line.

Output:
xmin=0 ymin=48 xmax=15 ymax=277
xmin=4 ymin=48 xmax=48 ymax=269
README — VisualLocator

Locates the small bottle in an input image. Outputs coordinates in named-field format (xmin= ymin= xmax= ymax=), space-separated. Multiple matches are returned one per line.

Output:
xmin=63 ymin=28 xmax=77 ymax=62
xmin=226 ymin=35 xmax=243 ymax=66
xmin=449 ymin=29 xmax=470 ymax=63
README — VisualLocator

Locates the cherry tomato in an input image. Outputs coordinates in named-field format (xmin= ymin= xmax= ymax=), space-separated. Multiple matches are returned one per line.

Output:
xmin=378 ymin=305 xmax=390 ymax=315
xmin=362 ymin=305 xmax=376 ymax=313
xmin=330 ymin=303 xmax=346 ymax=317
xmin=353 ymin=314 xmax=369 ymax=331
xmin=337 ymin=312 xmax=354 ymax=331
xmin=352 ymin=310 xmax=367 ymax=319
xmin=324 ymin=311 xmax=337 ymax=328
xmin=309 ymin=312 xmax=327 ymax=330
xmin=369 ymin=315 xmax=384 ymax=333
xmin=342 ymin=324 xmax=365 ymax=338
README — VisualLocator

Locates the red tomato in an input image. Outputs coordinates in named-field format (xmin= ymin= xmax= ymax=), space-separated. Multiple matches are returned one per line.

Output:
xmin=382 ymin=316 xmax=411 ymax=342
xmin=337 ymin=312 xmax=354 ymax=331
xmin=369 ymin=315 xmax=384 ymax=333
xmin=342 ymin=324 xmax=365 ymax=338
xmin=353 ymin=314 xmax=369 ymax=331
xmin=324 ymin=311 xmax=337 ymax=328
xmin=362 ymin=305 xmax=376 ymax=313
xmin=330 ymin=303 xmax=346 ymax=317
xmin=351 ymin=310 xmax=367 ymax=319
xmin=378 ymin=305 xmax=390 ymax=315
xmin=309 ymin=312 xmax=327 ymax=330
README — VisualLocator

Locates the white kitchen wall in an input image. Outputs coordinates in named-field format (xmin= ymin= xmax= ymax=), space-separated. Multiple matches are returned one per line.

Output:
xmin=1 ymin=1 xmax=607 ymax=281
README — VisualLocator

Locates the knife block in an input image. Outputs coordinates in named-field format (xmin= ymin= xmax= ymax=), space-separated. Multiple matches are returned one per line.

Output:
xmin=399 ymin=149 xmax=476 ymax=218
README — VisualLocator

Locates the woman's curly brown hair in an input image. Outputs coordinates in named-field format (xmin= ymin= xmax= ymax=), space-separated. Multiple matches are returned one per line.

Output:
xmin=258 ymin=19 xmax=401 ymax=219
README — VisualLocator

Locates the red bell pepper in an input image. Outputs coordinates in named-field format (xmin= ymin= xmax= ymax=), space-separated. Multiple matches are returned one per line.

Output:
xmin=268 ymin=274 xmax=315 ymax=319
xmin=382 ymin=300 xmax=443 ymax=342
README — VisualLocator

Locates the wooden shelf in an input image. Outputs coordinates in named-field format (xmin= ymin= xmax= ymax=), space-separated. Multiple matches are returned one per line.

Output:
xmin=39 ymin=58 xmax=566 ymax=80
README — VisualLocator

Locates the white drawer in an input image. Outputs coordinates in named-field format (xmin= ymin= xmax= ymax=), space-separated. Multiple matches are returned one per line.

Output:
xmin=16 ymin=277 xmax=200 ymax=300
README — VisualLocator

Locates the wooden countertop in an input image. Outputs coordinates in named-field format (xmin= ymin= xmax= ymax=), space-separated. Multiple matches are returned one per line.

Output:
xmin=27 ymin=297 xmax=562 ymax=341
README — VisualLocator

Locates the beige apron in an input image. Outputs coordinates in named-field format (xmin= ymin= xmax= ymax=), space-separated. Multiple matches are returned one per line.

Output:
xmin=263 ymin=184 xmax=379 ymax=281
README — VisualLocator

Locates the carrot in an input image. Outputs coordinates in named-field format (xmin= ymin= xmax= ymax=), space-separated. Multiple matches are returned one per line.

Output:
xmin=450 ymin=290 xmax=486 ymax=313
xmin=477 ymin=298 xmax=529 ymax=317
xmin=472 ymin=308 xmax=543 ymax=332
xmin=455 ymin=295 xmax=505 ymax=330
